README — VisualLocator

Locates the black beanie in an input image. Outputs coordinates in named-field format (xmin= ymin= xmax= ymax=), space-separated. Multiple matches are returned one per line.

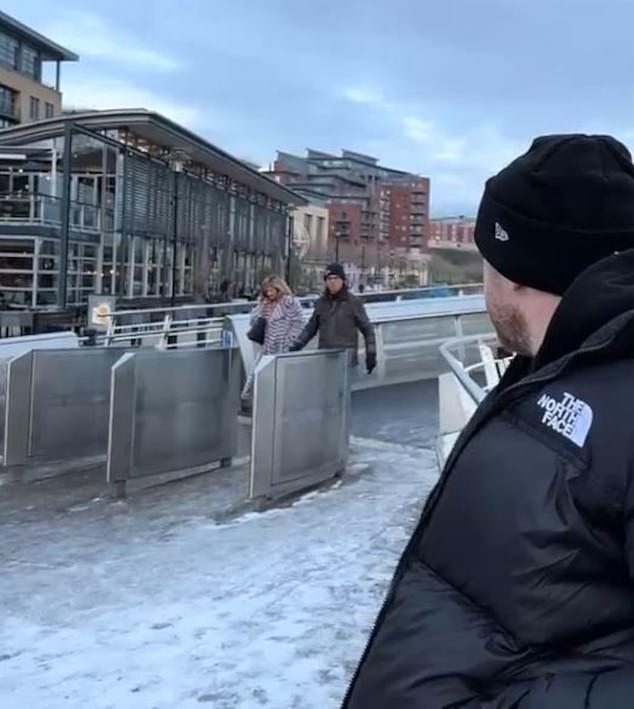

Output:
xmin=474 ymin=134 xmax=634 ymax=295
xmin=324 ymin=263 xmax=346 ymax=281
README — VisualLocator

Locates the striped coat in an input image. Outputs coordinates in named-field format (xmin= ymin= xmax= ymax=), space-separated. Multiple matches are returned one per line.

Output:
xmin=242 ymin=295 xmax=305 ymax=398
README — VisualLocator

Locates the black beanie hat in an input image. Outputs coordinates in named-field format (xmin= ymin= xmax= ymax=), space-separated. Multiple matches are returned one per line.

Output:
xmin=324 ymin=263 xmax=346 ymax=281
xmin=474 ymin=134 xmax=634 ymax=295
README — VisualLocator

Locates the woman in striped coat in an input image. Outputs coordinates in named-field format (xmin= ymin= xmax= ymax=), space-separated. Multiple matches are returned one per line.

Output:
xmin=241 ymin=276 xmax=305 ymax=399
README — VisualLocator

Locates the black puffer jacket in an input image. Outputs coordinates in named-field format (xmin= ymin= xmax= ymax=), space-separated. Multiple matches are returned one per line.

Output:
xmin=342 ymin=250 xmax=634 ymax=708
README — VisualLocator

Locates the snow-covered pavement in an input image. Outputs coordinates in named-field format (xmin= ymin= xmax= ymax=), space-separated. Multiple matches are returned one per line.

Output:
xmin=1 ymin=438 xmax=439 ymax=709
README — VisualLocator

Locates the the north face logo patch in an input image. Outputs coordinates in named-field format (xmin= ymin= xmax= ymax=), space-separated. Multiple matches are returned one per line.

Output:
xmin=494 ymin=222 xmax=509 ymax=242
xmin=537 ymin=391 xmax=593 ymax=447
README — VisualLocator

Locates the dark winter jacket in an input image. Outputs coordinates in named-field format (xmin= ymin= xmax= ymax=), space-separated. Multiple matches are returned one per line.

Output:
xmin=342 ymin=249 xmax=634 ymax=708
xmin=293 ymin=287 xmax=375 ymax=366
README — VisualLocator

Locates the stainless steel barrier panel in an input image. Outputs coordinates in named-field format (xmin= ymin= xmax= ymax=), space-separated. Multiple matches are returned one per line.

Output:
xmin=3 ymin=351 xmax=31 ymax=467
xmin=107 ymin=347 xmax=241 ymax=493
xmin=31 ymin=349 xmax=129 ymax=463
xmin=2 ymin=348 xmax=130 ymax=468
xmin=250 ymin=350 xmax=349 ymax=500
xmin=0 ymin=357 xmax=8 ymax=463
xmin=0 ymin=331 xmax=79 ymax=358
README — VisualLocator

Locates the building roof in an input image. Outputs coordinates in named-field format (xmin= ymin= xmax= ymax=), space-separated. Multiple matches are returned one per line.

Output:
xmin=0 ymin=11 xmax=78 ymax=62
xmin=0 ymin=109 xmax=305 ymax=205
xmin=341 ymin=149 xmax=378 ymax=166
xmin=284 ymin=147 xmax=415 ymax=179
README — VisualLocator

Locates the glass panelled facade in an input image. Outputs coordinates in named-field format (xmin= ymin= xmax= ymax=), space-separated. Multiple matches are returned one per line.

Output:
xmin=0 ymin=31 xmax=18 ymax=70
xmin=0 ymin=28 xmax=42 ymax=81
xmin=0 ymin=123 xmax=291 ymax=309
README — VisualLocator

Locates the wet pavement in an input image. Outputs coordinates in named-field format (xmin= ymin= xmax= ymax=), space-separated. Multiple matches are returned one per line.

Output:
xmin=352 ymin=380 xmax=438 ymax=449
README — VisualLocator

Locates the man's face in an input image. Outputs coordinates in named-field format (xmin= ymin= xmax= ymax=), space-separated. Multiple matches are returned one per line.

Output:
xmin=326 ymin=275 xmax=344 ymax=295
xmin=483 ymin=261 xmax=531 ymax=355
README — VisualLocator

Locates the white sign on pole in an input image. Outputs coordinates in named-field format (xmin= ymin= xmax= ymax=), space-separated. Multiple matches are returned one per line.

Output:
xmin=88 ymin=295 xmax=117 ymax=332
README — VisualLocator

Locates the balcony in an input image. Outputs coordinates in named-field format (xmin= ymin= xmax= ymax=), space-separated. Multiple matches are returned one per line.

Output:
xmin=0 ymin=193 xmax=112 ymax=233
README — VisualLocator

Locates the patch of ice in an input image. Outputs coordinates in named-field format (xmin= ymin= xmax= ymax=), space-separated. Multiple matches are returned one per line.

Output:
xmin=1 ymin=443 xmax=439 ymax=709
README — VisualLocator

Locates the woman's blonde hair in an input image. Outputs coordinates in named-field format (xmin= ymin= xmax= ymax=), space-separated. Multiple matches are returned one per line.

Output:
xmin=261 ymin=275 xmax=291 ymax=297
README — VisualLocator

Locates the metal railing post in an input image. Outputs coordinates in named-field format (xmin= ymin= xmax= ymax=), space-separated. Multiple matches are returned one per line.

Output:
xmin=157 ymin=314 xmax=173 ymax=350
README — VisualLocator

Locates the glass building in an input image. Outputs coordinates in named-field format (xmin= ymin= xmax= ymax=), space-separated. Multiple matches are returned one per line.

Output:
xmin=0 ymin=109 xmax=303 ymax=310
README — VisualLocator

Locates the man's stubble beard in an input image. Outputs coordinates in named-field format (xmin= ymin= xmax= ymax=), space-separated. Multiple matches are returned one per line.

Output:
xmin=489 ymin=300 xmax=532 ymax=357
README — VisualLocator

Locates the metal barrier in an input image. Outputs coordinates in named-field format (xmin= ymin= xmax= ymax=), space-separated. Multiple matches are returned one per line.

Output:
xmin=0 ymin=333 xmax=81 ymax=461
xmin=102 ymin=311 xmax=225 ymax=349
xmin=107 ymin=347 xmax=241 ymax=496
xmin=100 ymin=283 xmax=484 ymax=337
xmin=2 ymin=348 xmax=129 ymax=467
xmin=96 ymin=292 xmax=488 ymax=366
xmin=0 ymin=295 xmax=496 ymax=499
xmin=250 ymin=350 xmax=349 ymax=500
xmin=0 ymin=330 xmax=79 ymax=357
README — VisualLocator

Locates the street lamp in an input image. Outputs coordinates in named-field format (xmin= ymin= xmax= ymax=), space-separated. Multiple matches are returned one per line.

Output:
xmin=361 ymin=245 xmax=366 ymax=286
xmin=285 ymin=212 xmax=294 ymax=284
xmin=167 ymin=150 xmax=188 ymax=306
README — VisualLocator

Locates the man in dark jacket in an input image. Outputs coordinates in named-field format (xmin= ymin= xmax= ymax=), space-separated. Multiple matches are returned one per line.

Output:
xmin=290 ymin=263 xmax=376 ymax=374
xmin=342 ymin=135 xmax=634 ymax=708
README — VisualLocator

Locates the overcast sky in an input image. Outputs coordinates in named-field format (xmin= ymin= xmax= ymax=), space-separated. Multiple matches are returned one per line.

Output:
xmin=5 ymin=0 xmax=634 ymax=215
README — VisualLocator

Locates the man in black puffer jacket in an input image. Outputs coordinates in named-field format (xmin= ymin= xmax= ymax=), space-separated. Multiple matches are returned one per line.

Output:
xmin=342 ymin=135 xmax=634 ymax=708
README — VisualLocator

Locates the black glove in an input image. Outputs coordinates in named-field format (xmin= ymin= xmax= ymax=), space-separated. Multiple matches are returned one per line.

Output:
xmin=366 ymin=351 xmax=377 ymax=374
xmin=288 ymin=341 xmax=303 ymax=352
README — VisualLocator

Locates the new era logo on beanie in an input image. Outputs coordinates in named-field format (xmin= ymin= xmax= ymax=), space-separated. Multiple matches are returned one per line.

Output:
xmin=475 ymin=134 xmax=634 ymax=295
xmin=494 ymin=223 xmax=509 ymax=242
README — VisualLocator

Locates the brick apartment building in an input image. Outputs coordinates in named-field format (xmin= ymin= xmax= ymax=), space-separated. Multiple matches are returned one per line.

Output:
xmin=265 ymin=149 xmax=431 ymax=282
xmin=430 ymin=216 xmax=477 ymax=251
xmin=381 ymin=178 xmax=429 ymax=250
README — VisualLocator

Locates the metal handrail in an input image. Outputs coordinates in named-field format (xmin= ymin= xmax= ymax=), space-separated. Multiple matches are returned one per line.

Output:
xmin=97 ymin=308 xmax=225 ymax=348
xmin=439 ymin=333 xmax=503 ymax=405
xmin=103 ymin=283 xmax=484 ymax=321
xmin=440 ymin=342 xmax=487 ymax=405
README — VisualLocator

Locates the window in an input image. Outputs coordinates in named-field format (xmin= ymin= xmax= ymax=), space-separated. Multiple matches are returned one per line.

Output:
xmin=0 ymin=31 xmax=18 ymax=69
xmin=0 ymin=84 xmax=16 ymax=119
xmin=316 ymin=216 xmax=325 ymax=245
xmin=303 ymin=213 xmax=313 ymax=236
xmin=45 ymin=102 xmax=55 ymax=119
xmin=21 ymin=45 xmax=40 ymax=81
xmin=29 ymin=97 xmax=40 ymax=121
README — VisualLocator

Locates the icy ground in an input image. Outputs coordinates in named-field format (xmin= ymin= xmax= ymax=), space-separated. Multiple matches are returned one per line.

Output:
xmin=1 ymin=384 xmax=440 ymax=709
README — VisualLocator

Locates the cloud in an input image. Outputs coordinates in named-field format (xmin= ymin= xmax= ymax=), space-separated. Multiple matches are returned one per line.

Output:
xmin=342 ymin=87 xmax=384 ymax=106
xmin=402 ymin=116 xmax=434 ymax=143
xmin=339 ymin=85 xmax=527 ymax=214
xmin=432 ymin=138 xmax=466 ymax=163
xmin=62 ymin=77 xmax=201 ymax=128
xmin=44 ymin=11 xmax=181 ymax=71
